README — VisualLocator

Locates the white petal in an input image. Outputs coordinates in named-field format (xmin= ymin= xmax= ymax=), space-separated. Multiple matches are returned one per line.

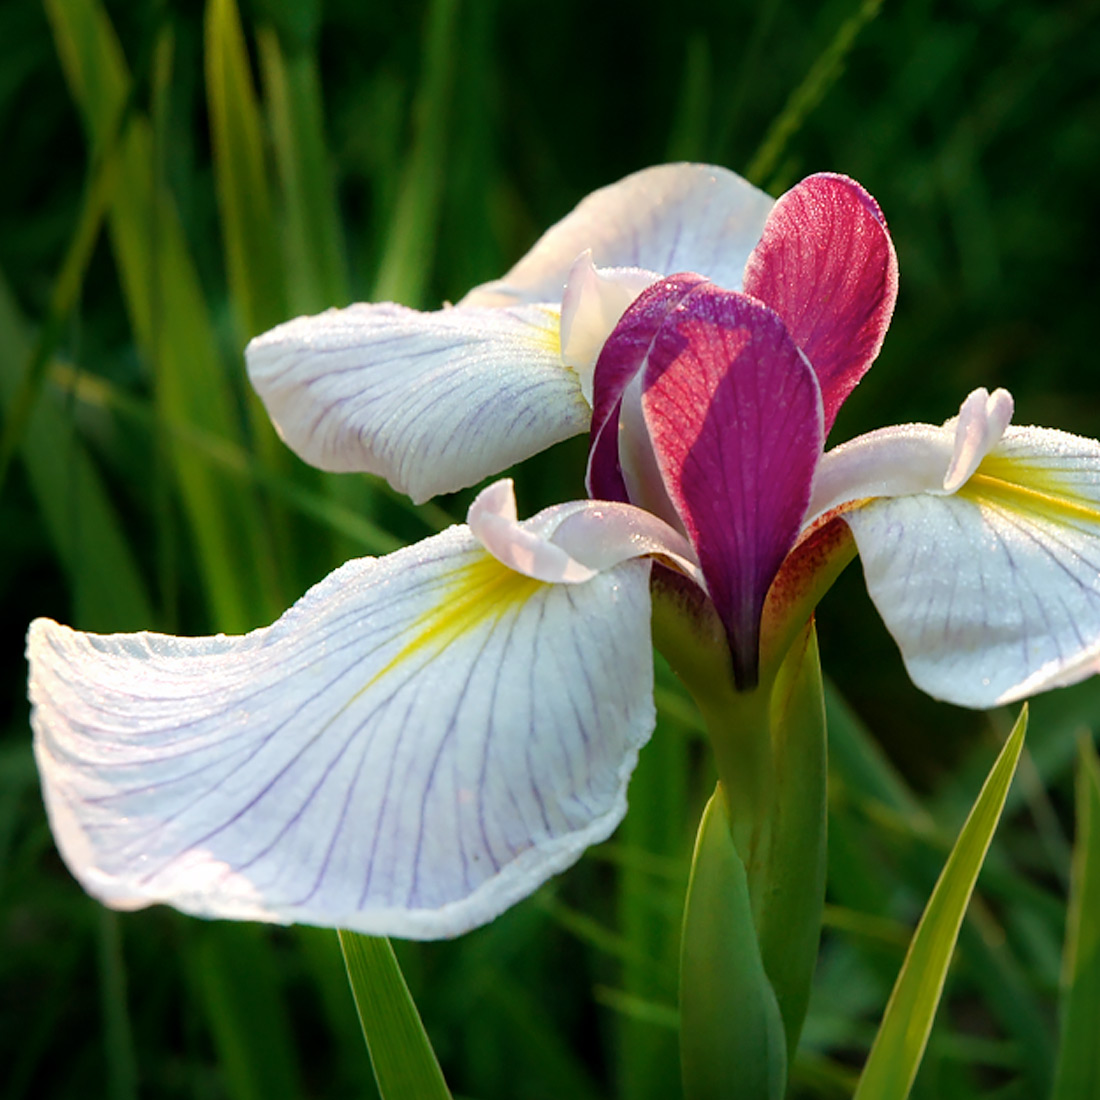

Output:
xmin=461 ymin=164 xmax=775 ymax=309
xmin=807 ymin=387 xmax=1016 ymax=523
xmin=942 ymin=387 xmax=1014 ymax=492
xmin=466 ymin=478 xmax=704 ymax=588
xmin=29 ymin=528 xmax=656 ymax=937
xmin=559 ymin=252 xmax=661 ymax=403
xmin=246 ymin=301 xmax=588 ymax=502
xmin=845 ymin=425 xmax=1100 ymax=707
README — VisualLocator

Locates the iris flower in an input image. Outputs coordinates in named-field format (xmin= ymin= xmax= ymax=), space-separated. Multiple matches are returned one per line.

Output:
xmin=27 ymin=165 xmax=1100 ymax=939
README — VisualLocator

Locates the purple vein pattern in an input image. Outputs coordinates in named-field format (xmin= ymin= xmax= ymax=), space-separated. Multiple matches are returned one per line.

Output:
xmin=247 ymin=303 xmax=588 ymax=503
xmin=29 ymin=527 xmax=656 ymax=938
xmin=845 ymin=427 xmax=1100 ymax=707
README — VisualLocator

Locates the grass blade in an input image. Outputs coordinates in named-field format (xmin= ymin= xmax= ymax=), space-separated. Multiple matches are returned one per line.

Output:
xmin=680 ymin=786 xmax=787 ymax=1100
xmin=0 ymin=275 xmax=153 ymax=630
xmin=338 ymin=931 xmax=452 ymax=1100
xmin=192 ymin=924 xmax=304 ymax=1100
xmin=205 ymin=0 xmax=286 ymax=338
xmin=47 ymin=0 xmax=284 ymax=630
xmin=370 ymin=0 xmax=459 ymax=306
xmin=746 ymin=0 xmax=884 ymax=189
xmin=256 ymin=28 xmax=347 ymax=314
xmin=1051 ymin=737 xmax=1100 ymax=1100
xmin=853 ymin=705 xmax=1028 ymax=1100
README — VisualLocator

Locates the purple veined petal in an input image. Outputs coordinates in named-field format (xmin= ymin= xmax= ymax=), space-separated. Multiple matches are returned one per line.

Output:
xmin=246 ymin=301 xmax=588 ymax=503
xmin=807 ymin=387 xmax=1015 ymax=524
xmin=640 ymin=286 xmax=825 ymax=688
xmin=461 ymin=164 xmax=775 ymax=309
xmin=742 ymin=173 xmax=899 ymax=435
xmin=585 ymin=274 xmax=707 ymax=503
xmin=28 ymin=524 xmax=657 ymax=938
xmin=844 ymin=424 xmax=1100 ymax=707
xmin=467 ymin=478 xmax=704 ymax=589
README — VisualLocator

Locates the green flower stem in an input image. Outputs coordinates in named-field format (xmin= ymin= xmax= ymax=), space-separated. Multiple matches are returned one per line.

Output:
xmin=652 ymin=563 xmax=835 ymax=1082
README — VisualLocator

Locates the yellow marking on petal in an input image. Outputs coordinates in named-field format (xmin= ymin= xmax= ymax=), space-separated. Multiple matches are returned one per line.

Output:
xmin=530 ymin=305 xmax=563 ymax=358
xmin=358 ymin=553 xmax=548 ymax=697
xmin=960 ymin=462 xmax=1100 ymax=528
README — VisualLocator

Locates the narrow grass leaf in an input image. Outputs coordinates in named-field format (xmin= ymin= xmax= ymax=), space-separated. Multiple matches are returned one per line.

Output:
xmin=192 ymin=924 xmax=304 ymax=1100
xmin=46 ymin=0 xmax=282 ymax=629
xmin=0 ymin=276 xmax=153 ymax=630
xmin=618 ymin=687 xmax=692 ymax=1100
xmin=205 ymin=0 xmax=286 ymax=338
xmin=338 ymin=931 xmax=452 ymax=1100
xmin=746 ymin=0 xmax=884 ymax=189
xmin=756 ymin=622 xmax=828 ymax=1060
xmin=256 ymin=28 xmax=347 ymax=314
xmin=853 ymin=705 xmax=1028 ymax=1100
xmin=0 ymin=116 xmax=117 ymax=491
xmin=1051 ymin=737 xmax=1100 ymax=1100
xmin=51 ymin=362 xmax=403 ymax=554
xmin=680 ymin=786 xmax=787 ymax=1100
xmin=97 ymin=910 xmax=137 ymax=1100
xmin=371 ymin=0 xmax=459 ymax=306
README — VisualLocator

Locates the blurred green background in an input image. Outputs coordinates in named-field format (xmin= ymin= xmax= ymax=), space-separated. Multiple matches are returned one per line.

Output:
xmin=3 ymin=0 xmax=1099 ymax=1096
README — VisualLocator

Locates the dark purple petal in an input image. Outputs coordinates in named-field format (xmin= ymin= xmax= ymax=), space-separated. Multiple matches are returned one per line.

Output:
xmin=742 ymin=173 xmax=898 ymax=435
xmin=642 ymin=287 xmax=824 ymax=688
xmin=586 ymin=274 xmax=706 ymax=502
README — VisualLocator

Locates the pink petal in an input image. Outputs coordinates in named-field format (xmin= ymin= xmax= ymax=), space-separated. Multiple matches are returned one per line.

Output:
xmin=742 ymin=173 xmax=898 ymax=435
xmin=585 ymin=274 xmax=706 ymax=502
xmin=642 ymin=287 xmax=824 ymax=687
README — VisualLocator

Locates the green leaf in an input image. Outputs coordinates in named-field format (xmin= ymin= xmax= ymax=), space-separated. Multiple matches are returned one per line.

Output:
xmin=1051 ymin=737 xmax=1100 ymax=1100
xmin=680 ymin=787 xmax=787 ymax=1100
xmin=205 ymin=0 xmax=287 ymax=338
xmin=192 ymin=924 xmax=304 ymax=1100
xmin=46 ymin=0 xmax=281 ymax=630
xmin=370 ymin=0 xmax=459 ymax=306
xmin=0 ymin=274 xmax=154 ymax=631
xmin=756 ymin=622 xmax=828 ymax=1060
xmin=745 ymin=0 xmax=885 ymax=190
xmin=338 ymin=932 xmax=452 ymax=1100
xmin=853 ymin=704 xmax=1028 ymax=1100
xmin=256 ymin=28 xmax=347 ymax=315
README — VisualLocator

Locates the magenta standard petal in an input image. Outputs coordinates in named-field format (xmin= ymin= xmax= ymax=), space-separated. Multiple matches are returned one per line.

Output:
xmin=642 ymin=287 xmax=824 ymax=687
xmin=586 ymin=273 xmax=706 ymax=502
xmin=742 ymin=173 xmax=898 ymax=435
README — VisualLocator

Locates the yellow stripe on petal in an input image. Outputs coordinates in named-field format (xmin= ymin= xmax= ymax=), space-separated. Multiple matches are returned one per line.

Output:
xmin=961 ymin=462 xmax=1100 ymax=528
xmin=365 ymin=552 xmax=548 ymax=691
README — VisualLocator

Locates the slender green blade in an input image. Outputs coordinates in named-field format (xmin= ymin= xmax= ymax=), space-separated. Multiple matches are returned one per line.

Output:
xmin=746 ymin=0 xmax=884 ymax=189
xmin=756 ymin=622 xmax=828 ymax=1060
xmin=256 ymin=28 xmax=347 ymax=314
xmin=0 ymin=275 xmax=153 ymax=631
xmin=680 ymin=787 xmax=787 ymax=1100
xmin=338 ymin=932 xmax=452 ymax=1100
xmin=370 ymin=0 xmax=459 ymax=306
xmin=1051 ymin=737 xmax=1100 ymax=1100
xmin=205 ymin=0 xmax=286 ymax=338
xmin=853 ymin=705 xmax=1028 ymax=1100
xmin=46 ymin=0 xmax=280 ymax=630
xmin=192 ymin=925 xmax=304 ymax=1100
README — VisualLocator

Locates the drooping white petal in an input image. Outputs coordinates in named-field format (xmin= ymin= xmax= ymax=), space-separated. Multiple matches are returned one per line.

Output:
xmin=844 ymin=425 xmax=1100 ymax=707
xmin=29 ymin=525 xmax=656 ymax=938
xmin=466 ymin=478 xmax=703 ymax=588
xmin=461 ymin=164 xmax=775 ymax=309
xmin=246 ymin=301 xmax=588 ymax=502
xmin=559 ymin=252 xmax=661 ymax=403
xmin=807 ymin=387 xmax=1015 ymax=524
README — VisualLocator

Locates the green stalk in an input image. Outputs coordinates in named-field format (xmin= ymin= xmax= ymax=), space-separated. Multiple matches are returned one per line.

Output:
xmin=654 ymin=575 xmax=831 ymax=1093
